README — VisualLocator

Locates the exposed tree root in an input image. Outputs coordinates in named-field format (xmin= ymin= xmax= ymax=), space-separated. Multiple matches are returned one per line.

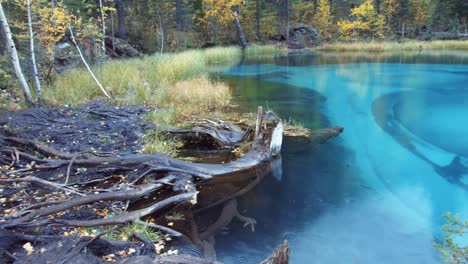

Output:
xmin=9 ymin=182 xmax=170 ymax=223
xmin=0 ymin=102 xmax=343 ymax=263
xmin=53 ymin=192 xmax=195 ymax=227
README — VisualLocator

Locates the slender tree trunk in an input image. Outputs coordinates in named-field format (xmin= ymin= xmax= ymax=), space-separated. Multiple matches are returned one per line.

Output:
xmin=51 ymin=0 xmax=58 ymax=8
xmin=110 ymin=11 xmax=115 ymax=51
xmin=115 ymin=0 xmax=126 ymax=39
xmin=158 ymin=13 xmax=164 ymax=54
xmin=402 ymin=22 xmax=405 ymax=38
xmin=232 ymin=7 xmax=247 ymax=49
xmin=256 ymin=0 xmax=261 ymax=40
xmin=213 ymin=20 xmax=218 ymax=45
xmin=0 ymin=2 xmax=35 ymax=105
xmin=69 ymin=26 xmax=111 ymax=99
xmin=99 ymin=0 xmax=106 ymax=53
xmin=26 ymin=0 xmax=41 ymax=100
xmin=0 ymin=28 xmax=5 ymax=56
xmin=386 ymin=15 xmax=391 ymax=33
xmin=176 ymin=0 xmax=183 ymax=50
xmin=286 ymin=0 xmax=290 ymax=45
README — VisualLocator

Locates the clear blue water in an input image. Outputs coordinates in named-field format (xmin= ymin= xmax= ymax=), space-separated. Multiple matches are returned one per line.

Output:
xmin=214 ymin=52 xmax=468 ymax=264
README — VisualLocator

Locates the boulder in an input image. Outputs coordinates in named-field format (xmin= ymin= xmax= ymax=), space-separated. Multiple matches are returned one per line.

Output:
xmin=288 ymin=23 xmax=320 ymax=49
xmin=53 ymin=41 xmax=81 ymax=73
xmin=105 ymin=37 xmax=143 ymax=58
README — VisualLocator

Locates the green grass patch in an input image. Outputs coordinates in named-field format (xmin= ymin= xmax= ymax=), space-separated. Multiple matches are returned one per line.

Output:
xmin=41 ymin=45 xmax=284 ymax=155
xmin=246 ymin=44 xmax=288 ymax=57
xmin=44 ymin=45 xmax=284 ymax=107
xmin=165 ymin=211 xmax=185 ymax=221
xmin=143 ymin=108 xmax=176 ymax=128
xmin=78 ymin=222 xmax=162 ymax=242
xmin=316 ymin=40 xmax=468 ymax=52
xmin=203 ymin=46 xmax=242 ymax=65
xmin=142 ymin=130 xmax=181 ymax=156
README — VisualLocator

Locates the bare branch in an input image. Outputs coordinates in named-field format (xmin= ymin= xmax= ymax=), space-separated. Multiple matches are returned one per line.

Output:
xmin=54 ymin=192 xmax=195 ymax=227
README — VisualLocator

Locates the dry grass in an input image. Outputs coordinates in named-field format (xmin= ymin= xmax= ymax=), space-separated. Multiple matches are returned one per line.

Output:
xmin=245 ymin=44 xmax=288 ymax=56
xmin=316 ymin=40 xmax=468 ymax=52
xmin=44 ymin=45 xmax=283 ymax=107
xmin=203 ymin=46 xmax=242 ymax=65
xmin=41 ymin=45 xmax=284 ymax=154
xmin=170 ymin=77 xmax=230 ymax=116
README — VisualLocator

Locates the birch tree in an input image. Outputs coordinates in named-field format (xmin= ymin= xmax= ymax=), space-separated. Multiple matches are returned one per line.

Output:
xmin=99 ymin=0 xmax=106 ymax=53
xmin=69 ymin=26 xmax=111 ymax=99
xmin=203 ymin=0 xmax=247 ymax=48
xmin=0 ymin=1 xmax=35 ymax=105
xmin=26 ymin=0 xmax=42 ymax=99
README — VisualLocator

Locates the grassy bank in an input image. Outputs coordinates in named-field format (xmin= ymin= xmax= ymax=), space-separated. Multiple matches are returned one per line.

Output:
xmin=43 ymin=44 xmax=285 ymax=154
xmin=44 ymin=44 xmax=285 ymax=112
xmin=315 ymin=40 xmax=468 ymax=52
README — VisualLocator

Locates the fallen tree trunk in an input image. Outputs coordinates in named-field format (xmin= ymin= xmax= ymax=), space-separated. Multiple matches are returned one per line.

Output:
xmin=0 ymin=103 xmax=343 ymax=263
xmin=0 ymin=107 xmax=283 ymax=231
xmin=150 ymin=119 xmax=252 ymax=149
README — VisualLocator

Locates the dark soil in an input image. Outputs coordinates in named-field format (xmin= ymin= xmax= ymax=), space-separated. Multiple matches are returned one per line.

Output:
xmin=0 ymin=102 xmax=194 ymax=264
xmin=0 ymin=101 xmax=294 ymax=264
xmin=0 ymin=100 xmax=148 ymax=155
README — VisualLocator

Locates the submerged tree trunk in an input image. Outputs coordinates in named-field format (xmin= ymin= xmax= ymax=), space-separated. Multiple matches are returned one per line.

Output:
xmin=232 ymin=6 xmax=247 ymax=49
xmin=0 ymin=2 xmax=35 ymax=105
xmin=0 ymin=102 xmax=344 ymax=262
xmin=260 ymin=241 xmax=290 ymax=264
xmin=26 ymin=0 xmax=41 ymax=100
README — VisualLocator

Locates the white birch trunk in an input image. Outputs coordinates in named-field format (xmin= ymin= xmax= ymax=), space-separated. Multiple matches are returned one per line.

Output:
xmin=0 ymin=1 xmax=35 ymax=105
xmin=69 ymin=26 xmax=111 ymax=99
xmin=99 ymin=0 xmax=106 ymax=53
xmin=27 ymin=0 xmax=41 ymax=99
xmin=158 ymin=13 xmax=164 ymax=54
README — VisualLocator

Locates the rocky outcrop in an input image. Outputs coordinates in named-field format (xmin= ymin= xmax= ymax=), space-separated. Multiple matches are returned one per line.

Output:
xmin=53 ymin=41 xmax=81 ymax=73
xmin=105 ymin=37 xmax=143 ymax=58
xmin=288 ymin=23 xmax=320 ymax=49
xmin=53 ymin=36 xmax=142 ymax=73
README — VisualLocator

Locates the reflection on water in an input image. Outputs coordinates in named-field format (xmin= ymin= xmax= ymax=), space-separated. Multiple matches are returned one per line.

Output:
xmin=213 ymin=51 xmax=468 ymax=264
xmin=243 ymin=50 xmax=468 ymax=66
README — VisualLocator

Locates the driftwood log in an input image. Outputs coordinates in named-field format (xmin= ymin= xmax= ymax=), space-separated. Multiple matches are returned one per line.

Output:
xmin=260 ymin=241 xmax=290 ymax=264
xmin=0 ymin=102 xmax=343 ymax=264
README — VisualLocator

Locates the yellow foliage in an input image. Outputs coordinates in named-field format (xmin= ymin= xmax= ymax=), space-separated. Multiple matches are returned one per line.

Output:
xmin=35 ymin=2 xmax=74 ymax=56
xmin=338 ymin=0 xmax=385 ymax=41
xmin=291 ymin=1 xmax=315 ymax=26
xmin=203 ymin=0 xmax=245 ymax=26
xmin=380 ymin=0 xmax=400 ymax=24
xmin=351 ymin=0 xmax=376 ymax=18
xmin=315 ymin=0 xmax=333 ymax=41
xmin=408 ymin=0 xmax=434 ymax=26
xmin=338 ymin=20 xmax=367 ymax=41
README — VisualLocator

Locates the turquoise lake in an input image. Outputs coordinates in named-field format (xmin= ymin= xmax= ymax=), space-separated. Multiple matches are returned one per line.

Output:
xmin=215 ymin=52 xmax=468 ymax=263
